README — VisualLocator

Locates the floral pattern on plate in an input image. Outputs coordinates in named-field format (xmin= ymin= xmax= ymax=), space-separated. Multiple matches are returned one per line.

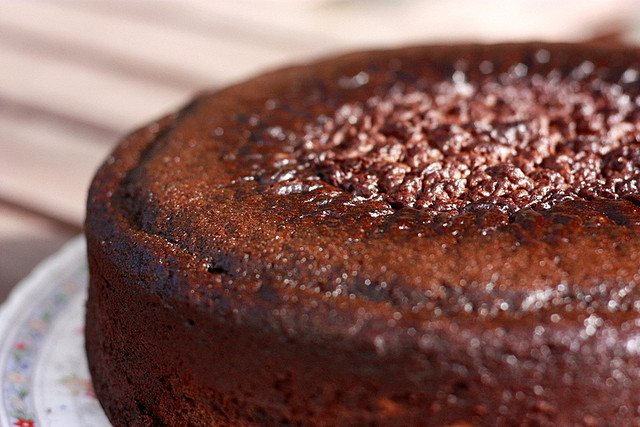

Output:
xmin=0 ymin=237 xmax=110 ymax=427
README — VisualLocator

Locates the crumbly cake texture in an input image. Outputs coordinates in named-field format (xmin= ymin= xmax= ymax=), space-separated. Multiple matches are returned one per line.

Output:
xmin=300 ymin=68 xmax=640 ymax=213
xmin=86 ymin=43 xmax=640 ymax=426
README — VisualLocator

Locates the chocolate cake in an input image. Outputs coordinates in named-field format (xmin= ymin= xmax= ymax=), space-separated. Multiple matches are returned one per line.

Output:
xmin=85 ymin=43 xmax=640 ymax=426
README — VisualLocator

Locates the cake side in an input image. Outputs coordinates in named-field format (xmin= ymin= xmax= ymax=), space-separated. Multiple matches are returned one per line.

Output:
xmin=86 ymin=43 xmax=640 ymax=426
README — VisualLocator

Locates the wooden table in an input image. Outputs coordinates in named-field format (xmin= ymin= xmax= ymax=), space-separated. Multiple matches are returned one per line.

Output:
xmin=1 ymin=0 xmax=638 ymax=303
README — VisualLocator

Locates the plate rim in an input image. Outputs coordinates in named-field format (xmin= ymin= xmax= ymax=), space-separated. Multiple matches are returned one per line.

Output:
xmin=0 ymin=236 xmax=88 ymax=427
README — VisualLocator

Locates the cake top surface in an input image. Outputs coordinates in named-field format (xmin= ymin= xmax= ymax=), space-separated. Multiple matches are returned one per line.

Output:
xmin=298 ymin=67 xmax=640 ymax=215
xmin=88 ymin=43 xmax=640 ymax=347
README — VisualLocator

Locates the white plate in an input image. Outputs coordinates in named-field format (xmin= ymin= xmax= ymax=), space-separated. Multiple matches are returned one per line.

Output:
xmin=0 ymin=237 xmax=110 ymax=427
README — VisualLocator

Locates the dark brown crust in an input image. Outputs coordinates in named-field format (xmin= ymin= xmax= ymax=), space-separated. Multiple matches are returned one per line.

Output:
xmin=86 ymin=43 xmax=640 ymax=426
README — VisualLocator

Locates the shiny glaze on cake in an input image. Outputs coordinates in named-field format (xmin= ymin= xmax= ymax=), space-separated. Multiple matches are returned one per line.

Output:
xmin=86 ymin=43 xmax=640 ymax=426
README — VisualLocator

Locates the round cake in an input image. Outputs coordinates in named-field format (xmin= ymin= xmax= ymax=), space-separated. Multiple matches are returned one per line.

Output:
xmin=86 ymin=43 xmax=640 ymax=426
